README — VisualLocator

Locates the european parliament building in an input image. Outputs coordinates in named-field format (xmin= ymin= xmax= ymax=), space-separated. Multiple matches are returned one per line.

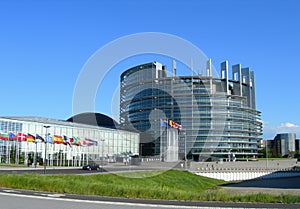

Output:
xmin=120 ymin=61 xmax=262 ymax=161
xmin=0 ymin=113 xmax=139 ymax=166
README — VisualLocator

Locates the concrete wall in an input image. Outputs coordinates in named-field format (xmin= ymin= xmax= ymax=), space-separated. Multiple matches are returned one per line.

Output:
xmin=190 ymin=159 xmax=298 ymax=171
xmin=191 ymin=159 xmax=300 ymax=181
xmin=195 ymin=170 xmax=300 ymax=182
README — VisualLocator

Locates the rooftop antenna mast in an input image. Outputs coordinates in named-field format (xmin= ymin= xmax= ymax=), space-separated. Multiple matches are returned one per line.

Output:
xmin=190 ymin=58 xmax=194 ymax=76
xmin=172 ymin=60 xmax=176 ymax=76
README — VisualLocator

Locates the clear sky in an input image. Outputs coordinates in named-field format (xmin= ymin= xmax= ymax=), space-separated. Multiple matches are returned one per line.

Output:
xmin=0 ymin=0 xmax=299 ymax=139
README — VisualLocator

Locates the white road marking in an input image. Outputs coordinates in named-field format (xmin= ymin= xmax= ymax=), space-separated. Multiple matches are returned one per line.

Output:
xmin=33 ymin=192 xmax=65 ymax=198
xmin=2 ymin=189 xmax=21 ymax=193
xmin=0 ymin=192 xmax=232 ymax=208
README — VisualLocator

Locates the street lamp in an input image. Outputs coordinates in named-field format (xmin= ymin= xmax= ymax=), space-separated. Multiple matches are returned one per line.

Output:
xmin=140 ymin=143 xmax=143 ymax=162
xmin=34 ymin=140 xmax=37 ymax=168
xmin=181 ymin=131 xmax=187 ymax=170
xmin=180 ymin=130 xmax=187 ymax=170
xmin=43 ymin=125 xmax=50 ymax=174
xmin=228 ymin=149 xmax=232 ymax=162
xmin=265 ymin=140 xmax=268 ymax=170
xmin=101 ymin=139 xmax=105 ymax=172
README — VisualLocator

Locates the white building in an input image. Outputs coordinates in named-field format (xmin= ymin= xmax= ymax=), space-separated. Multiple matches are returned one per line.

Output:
xmin=0 ymin=115 xmax=139 ymax=166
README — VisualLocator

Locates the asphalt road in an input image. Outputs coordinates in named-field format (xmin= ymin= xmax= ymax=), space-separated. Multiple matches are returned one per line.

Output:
xmin=0 ymin=188 xmax=299 ymax=209
xmin=222 ymin=176 xmax=300 ymax=195
xmin=0 ymin=165 xmax=156 ymax=175
xmin=0 ymin=162 xmax=177 ymax=175
xmin=1 ymin=166 xmax=300 ymax=208
xmin=225 ymin=176 xmax=300 ymax=189
xmin=0 ymin=167 xmax=101 ymax=175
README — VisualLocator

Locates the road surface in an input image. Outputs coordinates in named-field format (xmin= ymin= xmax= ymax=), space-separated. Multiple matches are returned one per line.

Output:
xmin=223 ymin=176 xmax=300 ymax=195
xmin=0 ymin=188 xmax=299 ymax=209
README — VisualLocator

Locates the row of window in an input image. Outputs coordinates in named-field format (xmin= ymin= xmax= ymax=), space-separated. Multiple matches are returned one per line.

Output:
xmin=0 ymin=119 xmax=140 ymax=156
xmin=0 ymin=121 xmax=23 ymax=133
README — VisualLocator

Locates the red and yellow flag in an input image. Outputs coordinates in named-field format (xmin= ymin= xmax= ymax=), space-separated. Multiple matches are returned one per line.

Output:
xmin=54 ymin=135 xmax=64 ymax=144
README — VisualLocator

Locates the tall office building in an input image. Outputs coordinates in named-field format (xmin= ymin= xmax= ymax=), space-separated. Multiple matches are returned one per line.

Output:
xmin=273 ymin=133 xmax=296 ymax=157
xmin=120 ymin=60 xmax=262 ymax=161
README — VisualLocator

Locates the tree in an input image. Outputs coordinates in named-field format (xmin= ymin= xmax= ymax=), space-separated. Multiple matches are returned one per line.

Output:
xmin=288 ymin=151 xmax=296 ymax=158
xmin=258 ymin=147 xmax=273 ymax=158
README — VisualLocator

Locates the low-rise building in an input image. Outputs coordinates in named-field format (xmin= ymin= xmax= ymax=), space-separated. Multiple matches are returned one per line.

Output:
xmin=0 ymin=113 xmax=139 ymax=166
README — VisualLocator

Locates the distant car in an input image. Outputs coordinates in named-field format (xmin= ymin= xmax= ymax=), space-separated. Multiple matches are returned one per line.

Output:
xmin=82 ymin=163 xmax=101 ymax=171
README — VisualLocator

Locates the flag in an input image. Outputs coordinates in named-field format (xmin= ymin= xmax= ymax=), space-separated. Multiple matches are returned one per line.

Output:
xmin=83 ymin=138 xmax=98 ymax=146
xmin=168 ymin=120 xmax=182 ymax=130
xmin=63 ymin=135 xmax=71 ymax=146
xmin=17 ymin=133 xmax=27 ymax=141
xmin=54 ymin=135 xmax=64 ymax=144
xmin=70 ymin=137 xmax=74 ymax=144
xmin=9 ymin=132 xmax=18 ymax=140
xmin=27 ymin=133 xmax=35 ymax=142
xmin=45 ymin=134 xmax=53 ymax=144
xmin=35 ymin=134 xmax=45 ymax=142
xmin=169 ymin=120 xmax=174 ymax=127
xmin=77 ymin=140 xmax=81 ymax=146
xmin=83 ymin=139 xmax=93 ymax=146
xmin=161 ymin=119 xmax=170 ymax=128
xmin=76 ymin=137 xmax=81 ymax=146
xmin=71 ymin=136 xmax=81 ymax=146
xmin=0 ymin=133 xmax=9 ymax=140
xmin=161 ymin=119 xmax=166 ymax=127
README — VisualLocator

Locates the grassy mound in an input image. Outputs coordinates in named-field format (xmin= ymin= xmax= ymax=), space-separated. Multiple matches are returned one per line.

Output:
xmin=0 ymin=170 xmax=223 ymax=200
xmin=0 ymin=170 xmax=299 ymax=203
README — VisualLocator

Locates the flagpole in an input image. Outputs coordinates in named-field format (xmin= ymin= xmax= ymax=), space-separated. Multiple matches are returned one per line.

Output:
xmin=34 ymin=141 xmax=37 ymax=168
xmin=15 ymin=139 xmax=18 ymax=165
xmin=87 ymin=143 xmax=89 ymax=165
xmin=12 ymin=138 xmax=15 ymax=163
xmin=43 ymin=125 xmax=50 ymax=174
xmin=5 ymin=140 xmax=7 ymax=164
xmin=25 ymin=140 xmax=28 ymax=167
xmin=80 ymin=144 xmax=82 ymax=167
xmin=0 ymin=140 xmax=2 ymax=163
xmin=56 ymin=144 xmax=59 ymax=166
xmin=12 ymin=139 xmax=15 ymax=164
xmin=51 ymin=142 xmax=54 ymax=167
xmin=65 ymin=143 xmax=67 ymax=166
xmin=8 ymin=140 xmax=11 ymax=164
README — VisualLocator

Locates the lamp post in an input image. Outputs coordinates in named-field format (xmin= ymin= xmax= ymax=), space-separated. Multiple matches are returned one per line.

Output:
xmin=101 ymin=139 xmax=105 ymax=172
xmin=140 ymin=143 xmax=143 ymax=163
xmin=43 ymin=125 xmax=50 ymax=174
xmin=180 ymin=131 xmax=187 ymax=170
xmin=34 ymin=141 xmax=37 ymax=168
xmin=228 ymin=149 xmax=232 ymax=162
xmin=124 ymin=138 xmax=131 ymax=170
xmin=265 ymin=140 xmax=268 ymax=170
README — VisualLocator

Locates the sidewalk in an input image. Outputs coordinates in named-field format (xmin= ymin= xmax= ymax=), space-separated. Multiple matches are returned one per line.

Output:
xmin=0 ymin=165 xmax=81 ymax=171
xmin=0 ymin=161 xmax=184 ymax=172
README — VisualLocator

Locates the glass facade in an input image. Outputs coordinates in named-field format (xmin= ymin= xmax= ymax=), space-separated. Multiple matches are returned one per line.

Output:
xmin=120 ymin=61 xmax=262 ymax=160
xmin=274 ymin=133 xmax=296 ymax=157
xmin=0 ymin=117 xmax=139 ymax=166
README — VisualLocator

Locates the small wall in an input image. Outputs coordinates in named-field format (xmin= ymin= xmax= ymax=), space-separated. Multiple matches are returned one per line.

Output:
xmin=190 ymin=159 xmax=298 ymax=171
xmin=194 ymin=170 xmax=300 ymax=181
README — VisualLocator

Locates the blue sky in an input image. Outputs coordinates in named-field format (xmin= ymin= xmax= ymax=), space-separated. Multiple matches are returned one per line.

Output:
xmin=0 ymin=0 xmax=299 ymax=138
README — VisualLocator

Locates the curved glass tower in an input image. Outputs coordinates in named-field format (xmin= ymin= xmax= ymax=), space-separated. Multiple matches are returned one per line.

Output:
xmin=120 ymin=61 xmax=262 ymax=160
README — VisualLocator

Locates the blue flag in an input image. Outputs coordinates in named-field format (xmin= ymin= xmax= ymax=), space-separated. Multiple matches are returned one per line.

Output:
xmin=9 ymin=132 xmax=17 ymax=140
xmin=45 ymin=134 xmax=53 ymax=144
xmin=36 ymin=134 xmax=45 ymax=142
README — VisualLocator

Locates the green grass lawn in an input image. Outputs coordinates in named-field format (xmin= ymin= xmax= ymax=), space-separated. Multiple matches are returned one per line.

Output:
xmin=257 ymin=158 xmax=294 ymax=160
xmin=0 ymin=163 xmax=27 ymax=167
xmin=0 ymin=170 xmax=299 ymax=203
